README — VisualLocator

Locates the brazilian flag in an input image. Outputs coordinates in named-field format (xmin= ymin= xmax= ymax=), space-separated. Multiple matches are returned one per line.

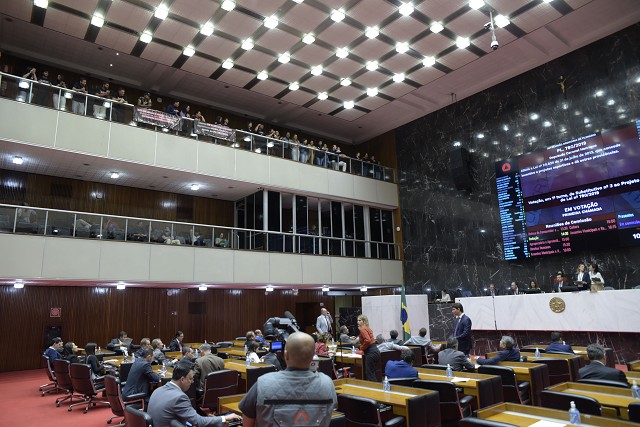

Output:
xmin=401 ymin=284 xmax=411 ymax=341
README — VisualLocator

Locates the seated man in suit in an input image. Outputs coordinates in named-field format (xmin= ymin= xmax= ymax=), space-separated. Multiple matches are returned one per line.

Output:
xmin=579 ymin=343 xmax=627 ymax=383
xmin=545 ymin=332 xmax=575 ymax=354
xmin=507 ymin=282 xmax=521 ymax=295
xmin=44 ymin=337 xmax=63 ymax=369
xmin=107 ymin=330 xmax=129 ymax=352
xmin=376 ymin=334 xmax=409 ymax=351
xmin=476 ymin=336 xmax=521 ymax=365
xmin=122 ymin=348 xmax=161 ymax=403
xmin=485 ymin=283 xmax=500 ymax=297
xmin=339 ymin=325 xmax=357 ymax=345
xmin=193 ymin=343 xmax=225 ymax=393
xmin=404 ymin=327 xmax=441 ymax=353
xmin=148 ymin=361 xmax=241 ymax=427
xmin=437 ymin=337 xmax=475 ymax=371
xmin=388 ymin=329 xmax=404 ymax=345
xmin=385 ymin=349 xmax=418 ymax=379
xmin=179 ymin=346 xmax=196 ymax=364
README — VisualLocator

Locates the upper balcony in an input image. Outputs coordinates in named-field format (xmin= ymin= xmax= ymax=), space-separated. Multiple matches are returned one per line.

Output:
xmin=0 ymin=72 xmax=398 ymax=208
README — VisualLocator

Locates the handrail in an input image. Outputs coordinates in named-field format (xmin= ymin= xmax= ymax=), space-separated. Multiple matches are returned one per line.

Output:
xmin=0 ymin=70 xmax=396 ymax=183
xmin=0 ymin=203 xmax=400 ymax=260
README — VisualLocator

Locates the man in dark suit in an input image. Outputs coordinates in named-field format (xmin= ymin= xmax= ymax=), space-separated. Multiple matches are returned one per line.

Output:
xmin=451 ymin=303 xmax=473 ymax=356
xmin=107 ymin=330 xmax=128 ymax=351
xmin=507 ymin=282 xmax=520 ymax=295
xmin=476 ymin=336 xmax=521 ymax=365
xmin=579 ymin=343 xmax=627 ymax=383
xmin=545 ymin=332 xmax=575 ymax=354
xmin=122 ymin=349 xmax=161 ymax=403
xmin=484 ymin=283 xmax=500 ymax=297
xmin=44 ymin=337 xmax=63 ymax=370
xmin=437 ymin=337 xmax=475 ymax=371
xmin=169 ymin=330 xmax=184 ymax=352
xmin=148 ymin=362 xmax=241 ymax=427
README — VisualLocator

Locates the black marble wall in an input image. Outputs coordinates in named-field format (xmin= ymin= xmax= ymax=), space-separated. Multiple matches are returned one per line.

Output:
xmin=396 ymin=23 xmax=640 ymax=297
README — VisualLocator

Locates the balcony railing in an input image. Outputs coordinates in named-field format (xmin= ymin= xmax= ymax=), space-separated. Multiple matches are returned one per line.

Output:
xmin=0 ymin=204 xmax=400 ymax=260
xmin=0 ymin=71 xmax=396 ymax=183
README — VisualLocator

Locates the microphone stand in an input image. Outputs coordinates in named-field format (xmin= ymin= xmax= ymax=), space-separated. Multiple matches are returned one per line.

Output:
xmin=492 ymin=294 xmax=498 ymax=331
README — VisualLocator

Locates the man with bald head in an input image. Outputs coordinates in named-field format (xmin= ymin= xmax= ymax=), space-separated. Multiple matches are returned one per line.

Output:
xmin=239 ymin=332 xmax=336 ymax=426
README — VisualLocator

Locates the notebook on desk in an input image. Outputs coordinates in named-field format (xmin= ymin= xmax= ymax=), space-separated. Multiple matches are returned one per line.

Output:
xmin=121 ymin=338 xmax=133 ymax=347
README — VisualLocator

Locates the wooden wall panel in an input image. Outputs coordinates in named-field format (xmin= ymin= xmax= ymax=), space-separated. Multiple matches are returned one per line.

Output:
xmin=0 ymin=285 xmax=392 ymax=372
xmin=0 ymin=169 xmax=234 ymax=226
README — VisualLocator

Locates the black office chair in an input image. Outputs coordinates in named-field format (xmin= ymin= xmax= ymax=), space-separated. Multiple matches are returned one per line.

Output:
xmin=459 ymin=419 xmax=518 ymax=427
xmin=629 ymin=402 xmax=640 ymax=423
xmin=246 ymin=365 xmax=277 ymax=391
xmin=69 ymin=363 xmax=110 ymax=413
xmin=421 ymin=364 xmax=449 ymax=371
xmin=387 ymin=377 xmax=417 ymax=387
xmin=576 ymin=378 xmax=630 ymax=388
xmin=53 ymin=359 xmax=85 ymax=407
xmin=531 ymin=359 xmax=570 ymax=385
xmin=104 ymin=374 xmax=145 ymax=426
xmin=40 ymin=355 xmax=64 ymax=396
xmin=119 ymin=362 xmax=133 ymax=386
xmin=478 ymin=365 xmax=530 ymax=405
xmin=200 ymin=370 xmax=239 ymax=413
xmin=124 ymin=405 xmax=154 ymax=427
xmin=337 ymin=394 xmax=405 ymax=427
xmin=539 ymin=390 xmax=601 ymax=416
xmin=413 ymin=379 xmax=473 ymax=426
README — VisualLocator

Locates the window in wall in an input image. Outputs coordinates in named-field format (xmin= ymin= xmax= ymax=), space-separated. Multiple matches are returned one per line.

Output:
xmin=282 ymin=193 xmax=294 ymax=253
xmin=369 ymin=208 xmax=382 ymax=259
xmin=267 ymin=191 xmax=281 ymax=251
xmin=296 ymin=195 xmax=311 ymax=254
xmin=354 ymin=205 xmax=365 ymax=257
xmin=307 ymin=197 xmax=320 ymax=254
xmin=320 ymin=199 xmax=331 ymax=255
xmin=235 ymin=198 xmax=246 ymax=249
xmin=381 ymin=209 xmax=394 ymax=259
xmin=344 ymin=203 xmax=354 ymax=257
xmin=330 ymin=201 xmax=343 ymax=256
xmin=254 ymin=191 xmax=264 ymax=250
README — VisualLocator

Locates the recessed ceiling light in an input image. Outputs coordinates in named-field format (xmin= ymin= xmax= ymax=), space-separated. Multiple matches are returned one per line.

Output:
xmin=366 ymin=61 xmax=378 ymax=71
xmin=530 ymin=113 xmax=539 ymax=120
xmin=241 ymin=39 xmax=254 ymax=50
xmin=330 ymin=9 xmax=345 ymax=22
xmin=344 ymin=100 xmax=354 ymax=109
xmin=198 ymin=285 xmax=207 ymax=291
xmin=116 ymin=282 xmax=126 ymax=290
xmin=191 ymin=183 xmax=200 ymax=191
xmin=14 ymin=279 xmax=24 ymax=289
xmin=502 ymin=124 xmax=509 ymax=131
xmin=265 ymin=285 xmax=274 ymax=292
xmin=34 ymin=0 xmax=48 ymax=8
xmin=292 ymin=0 xmax=304 ymax=3
xmin=12 ymin=156 xmax=24 ymax=165
xmin=221 ymin=0 xmax=235 ymax=11
xmin=395 ymin=42 xmax=409 ymax=53
xmin=594 ymin=89 xmax=604 ymax=97
xmin=456 ymin=37 xmax=470 ymax=49
xmin=222 ymin=59 xmax=233 ymax=69
xmin=367 ymin=87 xmax=378 ymax=97
xmin=278 ymin=52 xmax=290 ymax=63
xmin=469 ymin=0 xmax=484 ymax=9
xmin=430 ymin=21 xmax=444 ymax=33
xmin=200 ymin=22 xmax=214 ymax=36
xmin=494 ymin=14 xmax=510 ymax=28
xmin=542 ymin=0 xmax=553 ymax=2
xmin=365 ymin=26 xmax=379 ymax=39
xmin=140 ymin=32 xmax=153 ymax=43
xmin=340 ymin=78 xmax=351 ymax=86
xmin=183 ymin=46 xmax=195 ymax=57
xmin=110 ymin=172 xmax=120 ymax=179
xmin=453 ymin=141 xmax=461 ymax=147
xmin=317 ymin=92 xmax=328 ymax=100
xmin=584 ymin=117 xmax=590 ymax=123
xmin=91 ymin=14 xmax=104 ymax=27
xmin=302 ymin=33 xmax=315 ymax=44
xmin=423 ymin=56 xmax=435 ymax=67
xmin=393 ymin=73 xmax=405 ymax=83
xmin=543 ymin=121 xmax=552 ymax=127
xmin=264 ymin=15 xmax=278 ymax=29
xmin=289 ymin=82 xmax=299 ymax=91
xmin=360 ymin=286 xmax=368 ymax=293
xmin=477 ymin=133 xmax=485 ymax=139
xmin=154 ymin=4 xmax=169 ymax=20
xmin=311 ymin=65 xmax=323 ymax=76
xmin=336 ymin=47 xmax=349 ymax=58
xmin=322 ymin=285 xmax=330 ymax=292
xmin=257 ymin=70 xmax=268 ymax=80
xmin=398 ymin=2 xmax=414 ymax=16
xmin=606 ymin=99 xmax=615 ymax=106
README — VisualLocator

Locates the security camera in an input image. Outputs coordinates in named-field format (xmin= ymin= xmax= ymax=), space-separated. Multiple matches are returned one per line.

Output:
xmin=491 ymin=40 xmax=499 ymax=50
xmin=483 ymin=22 xmax=492 ymax=30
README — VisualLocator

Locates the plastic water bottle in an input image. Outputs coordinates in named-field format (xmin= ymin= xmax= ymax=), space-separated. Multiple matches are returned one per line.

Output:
xmin=98 ymin=346 xmax=101 ymax=353
xmin=632 ymin=380 xmax=640 ymax=399
xmin=446 ymin=364 xmax=453 ymax=378
xmin=351 ymin=345 xmax=356 ymax=355
xmin=194 ymin=348 xmax=199 ymax=358
xmin=331 ymin=337 xmax=335 ymax=346
xmin=535 ymin=347 xmax=540 ymax=357
xmin=569 ymin=401 xmax=581 ymax=425
xmin=383 ymin=376 xmax=390 ymax=392
xmin=244 ymin=344 xmax=248 ymax=354
xmin=310 ymin=355 xmax=319 ymax=372
xmin=246 ymin=355 xmax=251 ymax=367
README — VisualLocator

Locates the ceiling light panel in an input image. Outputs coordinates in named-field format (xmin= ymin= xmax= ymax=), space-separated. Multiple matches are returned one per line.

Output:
xmin=330 ymin=9 xmax=345 ymax=22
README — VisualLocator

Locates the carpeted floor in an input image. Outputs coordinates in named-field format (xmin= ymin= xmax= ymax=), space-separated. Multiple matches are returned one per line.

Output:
xmin=0 ymin=369 xmax=116 ymax=427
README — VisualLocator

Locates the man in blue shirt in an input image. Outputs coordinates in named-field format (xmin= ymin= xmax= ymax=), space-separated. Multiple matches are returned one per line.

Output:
xmin=476 ymin=336 xmax=521 ymax=365
xmin=545 ymin=332 xmax=574 ymax=354
xmin=385 ymin=349 xmax=418 ymax=379
xmin=44 ymin=337 xmax=63 ymax=369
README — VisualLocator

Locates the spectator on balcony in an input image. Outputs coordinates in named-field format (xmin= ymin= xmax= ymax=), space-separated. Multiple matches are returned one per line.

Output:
xmin=34 ymin=69 xmax=51 ymax=106
xmin=17 ymin=203 xmax=37 ymax=224
xmin=162 ymin=226 xmax=181 ymax=245
xmin=254 ymin=123 xmax=265 ymax=153
xmin=315 ymin=142 xmax=325 ymax=166
xmin=71 ymin=77 xmax=88 ymax=114
xmin=215 ymin=232 xmax=229 ymax=248
xmin=370 ymin=155 xmax=382 ymax=179
xmin=137 ymin=92 xmax=152 ymax=108
xmin=223 ymin=117 xmax=230 ymax=127
xmin=52 ymin=74 xmax=67 ymax=110
xmin=336 ymin=146 xmax=347 ymax=172
xmin=180 ymin=105 xmax=191 ymax=134
xmin=105 ymin=217 xmax=121 ymax=239
xmin=214 ymin=116 xmax=223 ymax=125
xmin=299 ymin=139 xmax=309 ymax=163
xmin=353 ymin=152 xmax=363 ymax=175
xmin=362 ymin=153 xmax=371 ymax=176
xmin=194 ymin=110 xmax=205 ymax=123
xmin=18 ymin=66 xmax=37 ymax=103
xmin=129 ymin=220 xmax=148 ymax=242
xmin=167 ymin=100 xmax=180 ymax=116
xmin=308 ymin=139 xmax=316 ymax=164
xmin=328 ymin=145 xmax=339 ymax=170
xmin=92 ymin=81 xmax=110 ymax=119
xmin=111 ymin=88 xmax=128 ymax=123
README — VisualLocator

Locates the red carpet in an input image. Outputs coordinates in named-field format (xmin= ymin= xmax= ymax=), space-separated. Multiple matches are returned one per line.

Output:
xmin=0 ymin=369 xmax=114 ymax=427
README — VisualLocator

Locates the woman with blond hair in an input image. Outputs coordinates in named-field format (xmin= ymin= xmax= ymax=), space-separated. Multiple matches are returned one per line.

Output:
xmin=357 ymin=314 xmax=380 ymax=381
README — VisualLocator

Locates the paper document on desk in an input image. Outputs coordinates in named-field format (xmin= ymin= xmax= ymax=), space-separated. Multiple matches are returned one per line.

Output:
xmin=450 ymin=377 xmax=469 ymax=383
xmin=529 ymin=421 xmax=567 ymax=427
xmin=104 ymin=359 xmax=119 ymax=363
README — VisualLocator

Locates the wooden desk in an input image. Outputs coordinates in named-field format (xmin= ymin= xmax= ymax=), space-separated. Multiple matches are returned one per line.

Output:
xmin=183 ymin=342 xmax=205 ymax=350
xmin=223 ymin=359 xmax=272 ymax=381
xmin=416 ymin=368 xmax=501 ymax=409
xmin=165 ymin=351 xmax=182 ymax=359
xmin=334 ymin=351 xmax=364 ymax=379
xmin=495 ymin=361 xmax=549 ymax=405
xmin=219 ymin=394 xmax=343 ymax=424
xmin=488 ymin=351 xmax=583 ymax=380
xmin=625 ymin=370 xmax=640 ymax=384
xmin=627 ymin=359 xmax=640 ymax=372
xmin=547 ymin=381 xmax=637 ymax=420
xmin=476 ymin=402 xmax=639 ymax=426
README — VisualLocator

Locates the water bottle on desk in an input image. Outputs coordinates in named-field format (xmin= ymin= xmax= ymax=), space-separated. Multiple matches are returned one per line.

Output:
xmin=568 ymin=401 xmax=581 ymax=425
xmin=244 ymin=344 xmax=248 ymax=354
xmin=383 ymin=376 xmax=390 ymax=392
xmin=351 ymin=346 xmax=355 ymax=355
xmin=246 ymin=355 xmax=251 ymax=367
xmin=194 ymin=348 xmax=199 ymax=358
xmin=446 ymin=364 xmax=453 ymax=378
xmin=632 ymin=380 xmax=640 ymax=399
xmin=98 ymin=346 xmax=101 ymax=353
xmin=535 ymin=347 xmax=540 ymax=357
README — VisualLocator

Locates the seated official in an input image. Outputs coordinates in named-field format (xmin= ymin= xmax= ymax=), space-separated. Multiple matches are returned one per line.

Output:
xmin=169 ymin=330 xmax=184 ymax=352
xmin=315 ymin=333 xmax=330 ymax=356
xmin=193 ymin=344 xmax=225 ymax=391
xmin=238 ymin=332 xmax=336 ymax=427
xmin=44 ymin=337 xmax=63 ymax=369
xmin=435 ymin=289 xmax=451 ymax=302
xmin=254 ymin=329 xmax=267 ymax=345
xmin=62 ymin=341 xmax=80 ymax=363
xmin=507 ymin=282 xmax=521 ymax=295
xmin=152 ymin=338 xmax=178 ymax=366
xmin=545 ymin=332 xmax=574 ymax=354
xmin=179 ymin=347 xmax=196 ymax=364
xmin=388 ymin=329 xmax=404 ymax=346
xmin=122 ymin=349 xmax=161 ymax=403
xmin=339 ymin=325 xmax=357 ymax=345
xmin=107 ymin=330 xmax=129 ymax=351
xmin=247 ymin=341 xmax=261 ymax=363
xmin=134 ymin=338 xmax=152 ymax=358
xmin=385 ymin=349 xmax=418 ymax=379
xmin=148 ymin=361 xmax=241 ymax=427
xmin=484 ymin=283 xmax=499 ymax=296
xmin=437 ymin=337 xmax=475 ymax=371
xmin=476 ymin=336 xmax=521 ymax=365
xmin=84 ymin=343 xmax=105 ymax=379
xmin=579 ymin=343 xmax=627 ymax=383
xmin=376 ymin=334 xmax=409 ymax=351
xmin=404 ymin=327 xmax=441 ymax=353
